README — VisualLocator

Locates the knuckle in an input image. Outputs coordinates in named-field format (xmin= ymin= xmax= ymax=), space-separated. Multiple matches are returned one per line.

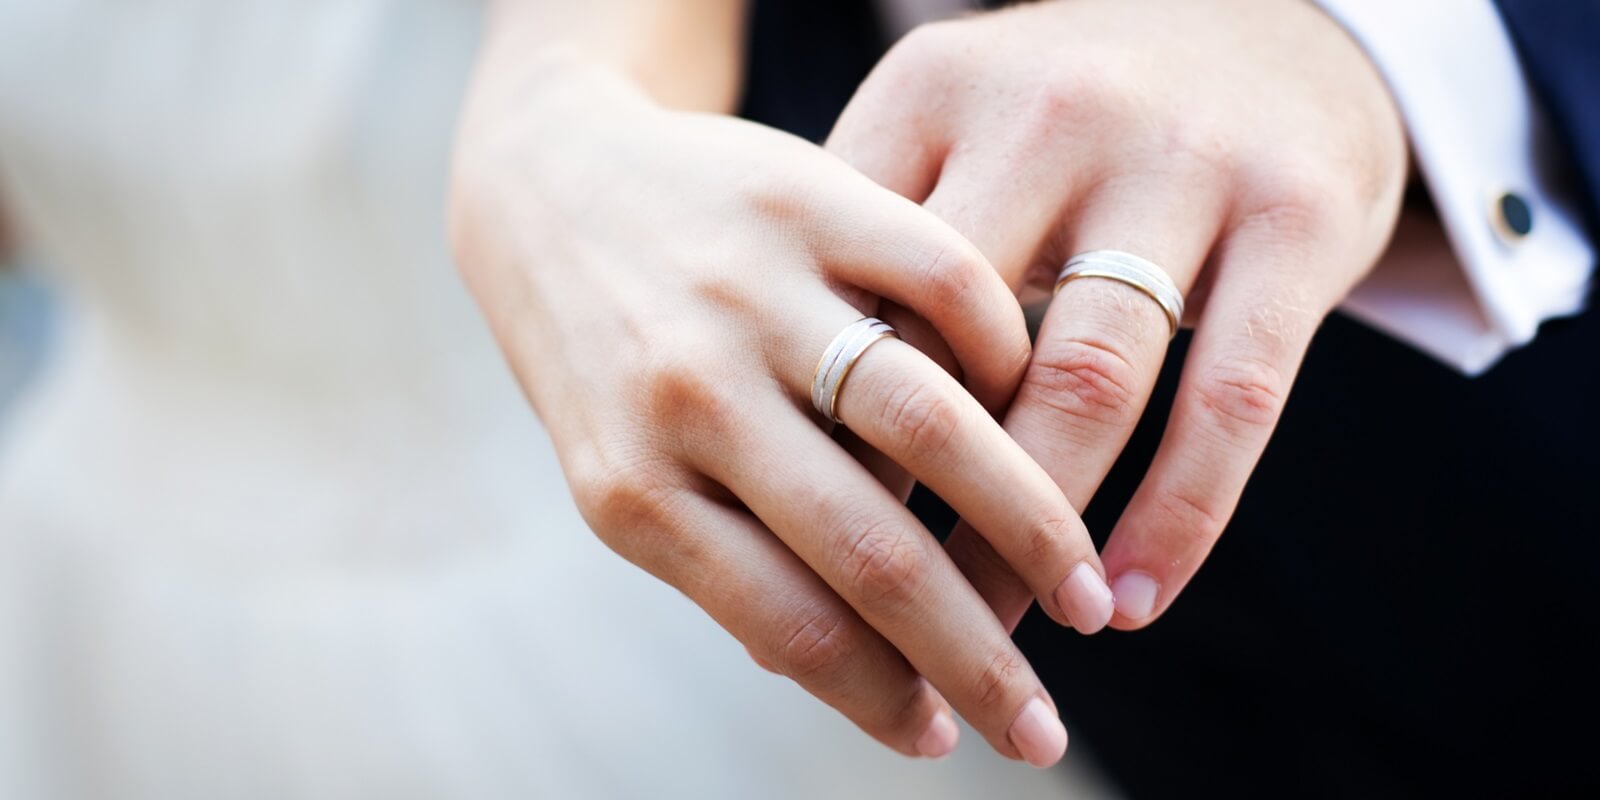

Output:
xmin=1016 ymin=516 xmax=1075 ymax=574
xmin=1023 ymin=51 xmax=1137 ymax=134
xmin=1024 ymin=337 xmax=1142 ymax=429
xmin=744 ymin=190 xmax=810 ymax=236
xmin=1249 ymin=168 xmax=1348 ymax=237
xmin=642 ymin=353 xmax=741 ymax=439
xmin=1152 ymin=485 xmax=1228 ymax=550
xmin=566 ymin=465 xmax=615 ymax=530
xmin=563 ymin=442 xmax=711 ymax=587
xmin=834 ymin=519 xmax=933 ymax=616
xmin=1158 ymin=120 xmax=1235 ymax=181
xmin=567 ymin=453 xmax=633 ymax=529
xmin=775 ymin=607 xmax=857 ymax=688
xmin=1016 ymin=84 xmax=1081 ymax=144
xmin=914 ymin=241 xmax=986 ymax=317
xmin=880 ymin=380 xmax=963 ymax=465
xmin=838 ymin=21 xmax=960 ymax=147
xmin=887 ymin=20 xmax=965 ymax=75
xmin=570 ymin=458 xmax=681 ymax=558
xmin=968 ymin=648 xmax=1027 ymax=716
xmin=1192 ymin=356 xmax=1288 ymax=430
xmin=688 ymin=269 xmax=761 ymax=320
xmin=736 ymin=161 xmax=820 ymax=228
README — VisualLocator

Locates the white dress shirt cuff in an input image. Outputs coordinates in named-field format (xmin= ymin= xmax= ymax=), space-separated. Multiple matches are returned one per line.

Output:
xmin=1314 ymin=0 xmax=1595 ymax=375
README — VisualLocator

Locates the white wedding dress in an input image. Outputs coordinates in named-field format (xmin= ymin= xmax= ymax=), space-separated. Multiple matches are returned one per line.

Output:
xmin=0 ymin=1 xmax=1106 ymax=797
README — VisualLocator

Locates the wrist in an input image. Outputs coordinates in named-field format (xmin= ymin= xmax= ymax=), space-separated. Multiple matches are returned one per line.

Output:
xmin=464 ymin=44 xmax=654 ymax=133
xmin=452 ymin=45 xmax=657 ymax=228
xmin=478 ymin=0 xmax=743 ymax=114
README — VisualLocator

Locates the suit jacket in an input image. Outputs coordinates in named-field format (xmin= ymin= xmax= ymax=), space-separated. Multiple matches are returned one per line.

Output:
xmin=740 ymin=1 xmax=1600 ymax=795
xmin=1498 ymin=0 xmax=1600 ymax=232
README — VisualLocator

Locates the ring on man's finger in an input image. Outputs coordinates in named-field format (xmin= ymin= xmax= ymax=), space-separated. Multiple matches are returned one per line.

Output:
xmin=1054 ymin=250 xmax=1185 ymax=339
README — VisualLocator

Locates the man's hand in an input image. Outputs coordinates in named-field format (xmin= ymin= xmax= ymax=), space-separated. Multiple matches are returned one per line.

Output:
xmin=828 ymin=0 xmax=1407 ymax=630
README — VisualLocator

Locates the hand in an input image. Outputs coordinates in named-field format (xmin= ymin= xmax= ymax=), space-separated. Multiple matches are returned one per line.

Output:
xmin=449 ymin=52 xmax=1108 ymax=766
xmin=828 ymin=0 xmax=1407 ymax=630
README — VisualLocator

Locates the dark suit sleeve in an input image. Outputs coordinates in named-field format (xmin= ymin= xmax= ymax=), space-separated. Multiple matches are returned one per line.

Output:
xmin=1495 ymin=0 xmax=1600 ymax=236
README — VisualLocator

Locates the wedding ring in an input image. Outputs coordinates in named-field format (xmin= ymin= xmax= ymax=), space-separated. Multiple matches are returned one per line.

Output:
xmin=812 ymin=317 xmax=898 ymax=423
xmin=1054 ymin=250 xmax=1185 ymax=338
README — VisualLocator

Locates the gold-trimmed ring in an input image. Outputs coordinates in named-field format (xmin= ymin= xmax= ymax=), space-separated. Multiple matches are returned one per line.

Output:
xmin=1054 ymin=250 xmax=1185 ymax=339
xmin=811 ymin=317 xmax=899 ymax=424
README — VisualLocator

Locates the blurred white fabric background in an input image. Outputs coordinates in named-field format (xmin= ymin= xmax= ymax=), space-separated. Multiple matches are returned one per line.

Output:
xmin=0 ymin=1 xmax=1113 ymax=797
xmin=0 ymin=270 xmax=50 ymax=421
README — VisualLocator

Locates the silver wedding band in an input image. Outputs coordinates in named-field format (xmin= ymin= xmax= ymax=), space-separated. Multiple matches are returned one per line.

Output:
xmin=1054 ymin=250 xmax=1185 ymax=339
xmin=812 ymin=317 xmax=898 ymax=424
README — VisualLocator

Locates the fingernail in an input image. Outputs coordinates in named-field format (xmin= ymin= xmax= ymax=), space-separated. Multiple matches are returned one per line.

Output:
xmin=1111 ymin=571 xmax=1160 ymax=621
xmin=1055 ymin=562 xmax=1115 ymax=634
xmin=1008 ymin=697 xmax=1068 ymax=768
xmin=915 ymin=710 xmax=959 ymax=760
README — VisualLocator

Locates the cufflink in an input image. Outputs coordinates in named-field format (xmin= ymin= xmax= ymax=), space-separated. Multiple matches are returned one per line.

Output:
xmin=1488 ymin=190 xmax=1533 ymax=245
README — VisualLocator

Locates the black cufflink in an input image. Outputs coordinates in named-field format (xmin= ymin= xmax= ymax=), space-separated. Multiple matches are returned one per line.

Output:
xmin=1489 ymin=190 xmax=1533 ymax=245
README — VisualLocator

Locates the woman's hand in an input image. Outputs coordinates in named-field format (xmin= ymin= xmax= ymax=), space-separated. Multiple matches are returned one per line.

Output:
xmin=828 ymin=0 xmax=1408 ymax=631
xmin=449 ymin=52 xmax=1110 ymax=767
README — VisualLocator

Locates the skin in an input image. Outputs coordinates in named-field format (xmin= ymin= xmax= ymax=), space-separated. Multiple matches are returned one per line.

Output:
xmin=0 ymin=0 xmax=1410 ymax=770
xmin=0 ymin=0 xmax=1405 ymax=776
xmin=451 ymin=0 xmax=1108 ymax=767
xmin=827 ymin=0 xmax=1408 ymax=633
xmin=457 ymin=0 xmax=1406 ymax=769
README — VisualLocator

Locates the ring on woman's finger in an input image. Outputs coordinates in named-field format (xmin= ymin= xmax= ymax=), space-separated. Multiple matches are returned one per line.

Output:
xmin=812 ymin=316 xmax=899 ymax=424
xmin=1054 ymin=250 xmax=1185 ymax=338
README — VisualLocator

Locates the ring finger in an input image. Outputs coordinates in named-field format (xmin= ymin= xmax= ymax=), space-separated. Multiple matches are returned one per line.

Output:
xmin=947 ymin=175 xmax=1227 ymax=631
